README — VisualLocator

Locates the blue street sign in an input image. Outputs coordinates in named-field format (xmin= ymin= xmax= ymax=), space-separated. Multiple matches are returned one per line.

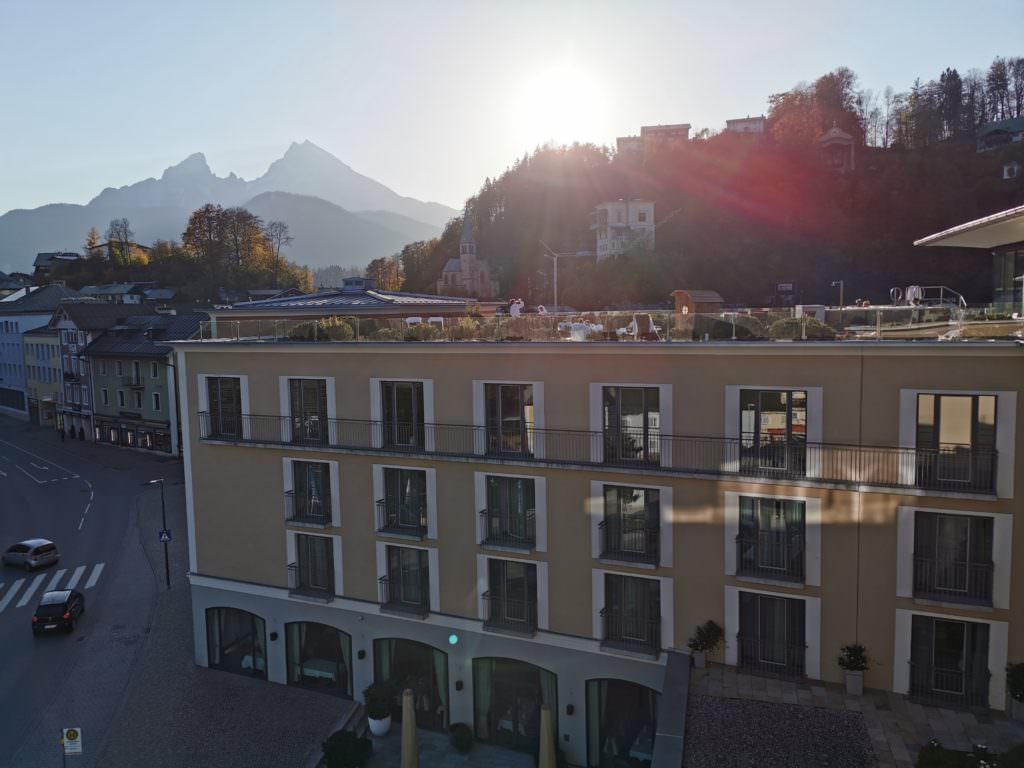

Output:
xmin=159 ymin=529 xmax=172 ymax=543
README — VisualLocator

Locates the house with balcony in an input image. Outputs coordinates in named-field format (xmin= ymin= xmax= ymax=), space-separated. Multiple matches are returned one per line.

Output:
xmin=50 ymin=302 xmax=155 ymax=440
xmin=85 ymin=311 xmax=205 ymax=453
xmin=172 ymin=327 xmax=1022 ymax=766
xmin=591 ymin=200 xmax=656 ymax=260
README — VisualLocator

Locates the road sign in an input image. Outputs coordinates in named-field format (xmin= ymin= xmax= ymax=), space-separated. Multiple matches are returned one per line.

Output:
xmin=62 ymin=727 xmax=82 ymax=755
xmin=158 ymin=529 xmax=172 ymax=543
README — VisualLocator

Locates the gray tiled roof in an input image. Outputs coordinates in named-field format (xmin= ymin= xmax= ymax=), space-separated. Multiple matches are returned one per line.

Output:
xmin=84 ymin=312 xmax=208 ymax=357
xmin=0 ymin=284 xmax=81 ymax=314
xmin=53 ymin=302 xmax=154 ymax=330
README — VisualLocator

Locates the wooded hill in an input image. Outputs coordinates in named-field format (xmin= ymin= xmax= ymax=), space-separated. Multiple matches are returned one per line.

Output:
xmin=396 ymin=62 xmax=1024 ymax=308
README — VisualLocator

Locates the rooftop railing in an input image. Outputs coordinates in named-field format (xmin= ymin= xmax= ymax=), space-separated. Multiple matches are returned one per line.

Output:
xmin=194 ymin=306 xmax=1024 ymax=345
xmin=197 ymin=412 xmax=998 ymax=494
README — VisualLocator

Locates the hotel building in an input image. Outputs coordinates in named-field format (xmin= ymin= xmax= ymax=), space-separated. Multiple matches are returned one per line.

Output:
xmin=174 ymin=337 xmax=1020 ymax=766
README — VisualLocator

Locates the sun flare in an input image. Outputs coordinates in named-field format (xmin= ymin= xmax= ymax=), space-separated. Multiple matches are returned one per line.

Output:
xmin=507 ymin=60 xmax=606 ymax=148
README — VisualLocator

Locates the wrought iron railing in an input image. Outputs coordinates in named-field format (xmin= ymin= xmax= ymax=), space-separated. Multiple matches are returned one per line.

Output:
xmin=378 ymin=574 xmax=430 ymax=616
xmin=479 ymin=508 xmax=536 ymax=549
xmin=196 ymin=412 xmax=998 ymax=494
xmin=287 ymin=562 xmax=334 ymax=598
xmin=736 ymin=637 xmax=806 ymax=678
xmin=284 ymin=490 xmax=330 ymax=526
xmin=599 ymin=520 xmax=660 ymax=565
xmin=600 ymin=608 xmax=661 ymax=655
xmin=375 ymin=499 xmax=427 ymax=538
xmin=912 ymin=555 xmax=994 ymax=606
xmin=736 ymin=532 xmax=805 ymax=582
xmin=909 ymin=660 xmax=990 ymax=708
xmin=482 ymin=592 xmax=538 ymax=634
xmin=121 ymin=375 xmax=144 ymax=388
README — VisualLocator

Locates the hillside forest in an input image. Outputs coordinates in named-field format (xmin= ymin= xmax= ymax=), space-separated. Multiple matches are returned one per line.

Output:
xmin=381 ymin=58 xmax=1024 ymax=307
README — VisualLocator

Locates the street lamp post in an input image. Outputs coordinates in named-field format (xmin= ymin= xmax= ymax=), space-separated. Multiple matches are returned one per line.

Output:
xmin=146 ymin=478 xmax=171 ymax=590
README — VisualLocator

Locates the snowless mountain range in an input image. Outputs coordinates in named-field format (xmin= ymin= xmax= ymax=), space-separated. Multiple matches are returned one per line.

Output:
xmin=0 ymin=140 xmax=457 ymax=274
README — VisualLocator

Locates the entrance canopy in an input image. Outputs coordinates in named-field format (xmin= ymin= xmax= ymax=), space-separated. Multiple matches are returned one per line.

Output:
xmin=914 ymin=205 xmax=1024 ymax=249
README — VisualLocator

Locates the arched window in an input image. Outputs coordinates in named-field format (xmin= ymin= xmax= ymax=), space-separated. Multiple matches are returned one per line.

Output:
xmin=473 ymin=657 xmax=557 ymax=754
xmin=585 ymin=679 xmax=659 ymax=767
xmin=373 ymin=638 xmax=449 ymax=731
xmin=285 ymin=622 xmax=352 ymax=698
xmin=205 ymin=607 xmax=266 ymax=678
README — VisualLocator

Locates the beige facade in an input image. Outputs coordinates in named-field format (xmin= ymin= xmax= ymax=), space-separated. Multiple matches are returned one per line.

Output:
xmin=176 ymin=340 xmax=1022 ymax=765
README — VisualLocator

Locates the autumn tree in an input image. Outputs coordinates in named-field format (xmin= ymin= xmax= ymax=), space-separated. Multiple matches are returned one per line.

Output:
xmin=84 ymin=227 xmax=101 ymax=255
xmin=364 ymin=255 xmax=403 ymax=291
xmin=105 ymin=218 xmax=135 ymax=266
xmin=264 ymin=220 xmax=294 ymax=287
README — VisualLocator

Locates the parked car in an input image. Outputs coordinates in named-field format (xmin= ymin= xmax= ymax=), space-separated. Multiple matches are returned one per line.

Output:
xmin=32 ymin=590 xmax=85 ymax=635
xmin=2 ymin=539 xmax=60 ymax=571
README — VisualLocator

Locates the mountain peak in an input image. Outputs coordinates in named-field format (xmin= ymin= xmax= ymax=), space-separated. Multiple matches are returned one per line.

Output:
xmin=282 ymin=140 xmax=344 ymax=166
xmin=161 ymin=152 xmax=212 ymax=179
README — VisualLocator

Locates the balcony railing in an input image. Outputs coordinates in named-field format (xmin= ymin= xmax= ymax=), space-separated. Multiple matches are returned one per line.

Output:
xmin=479 ymin=508 xmax=536 ymax=549
xmin=912 ymin=555 xmax=994 ymax=606
xmin=600 ymin=607 xmax=661 ymax=655
xmin=375 ymin=499 xmax=427 ymax=538
xmin=909 ymin=660 xmax=990 ymax=708
xmin=736 ymin=637 xmax=806 ymax=678
xmin=63 ymin=370 xmax=81 ymax=382
xmin=736 ymin=533 xmax=805 ymax=583
xmin=287 ymin=562 xmax=335 ymax=600
xmin=121 ymin=375 xmax=144 ymax=388
xmin=378 ymin=574 xmax=430 ymax=617
xmin=196 ymin=412 xmax=999 ymax=495
xmin=284 ymin=490 xmax=330 ymax=526
xmin=599 ymin=520 xmax=660 ymax=565
xmin=482 ymin=592 xmax=538 ymax=634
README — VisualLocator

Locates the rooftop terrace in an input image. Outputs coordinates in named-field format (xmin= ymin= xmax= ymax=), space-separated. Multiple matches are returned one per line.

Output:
xmin=194 ymin=305 xmax=1024 ymax=345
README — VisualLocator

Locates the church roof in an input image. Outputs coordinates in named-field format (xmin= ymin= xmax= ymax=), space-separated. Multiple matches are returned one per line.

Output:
xmin=817 ymin=125 xmax=853 ymax=145
xmin=461 ymin=210 xmax=475 ymax=244
xmin=442 ymin=258 xmax=462 ymax=273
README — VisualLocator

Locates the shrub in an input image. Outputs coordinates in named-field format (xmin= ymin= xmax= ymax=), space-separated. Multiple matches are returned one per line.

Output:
xmin=449 ymin=723 xmax=474 ymax=753
xmin=769 ymin=316 xmax=836 ymax=340
xmin=369 ymin=327 xmax=402 ymax=341
xmin=916 ymin=739 xmax=1002 ymax=768
xmin=1008 ymin=663 xmax=1024 ymax=702
xmin=287 ymin=316 xmax=354 ymax=341
xmin=1002 ymin=744 xmax=1024 ymax=768
xmin=448 ymin=317 xmax=481 ymax=341
xmin=363 ymin=682 xmax=393 ymax=721
xmin=404 ymin=323 xmax=445 ymax=342
xmin=322 ymin=729 xmax=373 ymax=768
xmin=838 ymin=643 xmax=869 ymax=672
xmin=687 ymin=620 xmax=725 ymax=654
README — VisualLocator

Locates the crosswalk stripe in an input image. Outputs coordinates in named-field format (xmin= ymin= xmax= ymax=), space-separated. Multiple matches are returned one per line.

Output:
xmin=84 ymin=563 xmax=104 ymax=590
xmin=15 ymin=574 xmax=46 ymax=608
xmin=0 ymin=579 xmax=23 ymax=612
xmin=65 ymin=566 xmax=86 ymax=590
xmin=44 ymin=569 xmax=67 ymax=594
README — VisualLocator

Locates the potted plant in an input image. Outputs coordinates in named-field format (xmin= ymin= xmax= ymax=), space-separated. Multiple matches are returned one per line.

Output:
xmin=363 ymin=682 xmax=394 ymax=737
xmin=321 ymin=729 xmax=373 ymax=768
xmin=687 ymin=620 xmax=725 ymax=668
xmin=838 ymin=643 xmax=869 ymax=696
xmin=1007 ymin=663 xmax=1024 ymax=721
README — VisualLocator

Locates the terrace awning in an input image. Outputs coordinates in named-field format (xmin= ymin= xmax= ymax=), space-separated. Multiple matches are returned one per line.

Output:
xmin=914 ymin=204 xmax=1024 ymax=249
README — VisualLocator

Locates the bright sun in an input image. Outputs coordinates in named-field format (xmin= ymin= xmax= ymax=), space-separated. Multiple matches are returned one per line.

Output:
xmin=507 ymin=61 xmax=606 ymax=148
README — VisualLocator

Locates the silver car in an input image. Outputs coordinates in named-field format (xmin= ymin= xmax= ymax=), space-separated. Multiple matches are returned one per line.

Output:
xmin=2 ymin=539 xmax=60 ymax=571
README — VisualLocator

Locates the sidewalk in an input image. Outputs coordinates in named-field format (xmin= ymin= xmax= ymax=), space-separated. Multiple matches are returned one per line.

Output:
xmin=97 ymin=463 xmax=342 ymax=768
xmin=690 ymin=664 xmax=1024 ymax=767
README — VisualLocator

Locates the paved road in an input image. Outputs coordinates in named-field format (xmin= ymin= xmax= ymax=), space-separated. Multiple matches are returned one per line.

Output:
xmin=0 ymin=417 xmax=176 ymax=767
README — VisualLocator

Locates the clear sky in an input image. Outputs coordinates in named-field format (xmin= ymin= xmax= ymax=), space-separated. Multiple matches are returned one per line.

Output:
xmin=0 ymin=0 xmax=1021 ymax=216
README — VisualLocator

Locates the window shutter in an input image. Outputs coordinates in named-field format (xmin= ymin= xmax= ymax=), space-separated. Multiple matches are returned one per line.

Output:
xmin=788 ymin=501 xmax=805 ymax=580
xmin=786 ymin=598 xmax=805 ymax=672
xmin=914 ymin=512 xmax=937 ymax=558
xmin=910 ymin=615 xmax=934 ymax=692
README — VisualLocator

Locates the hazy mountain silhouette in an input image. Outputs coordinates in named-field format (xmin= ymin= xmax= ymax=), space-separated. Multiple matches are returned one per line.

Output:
xmin=0 ymin=141 xmax=454 ymax=273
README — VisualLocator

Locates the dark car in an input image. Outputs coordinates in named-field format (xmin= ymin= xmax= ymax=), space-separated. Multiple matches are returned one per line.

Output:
xmin=32 ymin=589 xmax=85 ymax=635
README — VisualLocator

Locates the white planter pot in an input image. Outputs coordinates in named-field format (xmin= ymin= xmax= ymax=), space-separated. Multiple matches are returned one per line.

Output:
xmin=692 ymin=651 xmax=706 ymax=668
xmin=844 ymin=670 xmax=864 ymax=697
xmin=368 ymin=715 xmax=392 ymax=737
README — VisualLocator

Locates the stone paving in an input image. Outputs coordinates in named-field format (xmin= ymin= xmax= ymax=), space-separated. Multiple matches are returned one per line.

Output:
xmin=690 ymin=664 xmax=1024 ymax=767
xmin=365 ymin=727 xmax=535 ymax=768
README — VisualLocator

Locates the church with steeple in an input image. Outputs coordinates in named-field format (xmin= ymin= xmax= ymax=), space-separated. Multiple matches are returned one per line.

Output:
xmin=436 ymin=206 xmax=500 ymax=298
